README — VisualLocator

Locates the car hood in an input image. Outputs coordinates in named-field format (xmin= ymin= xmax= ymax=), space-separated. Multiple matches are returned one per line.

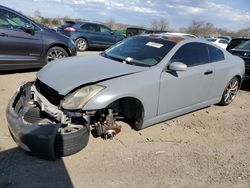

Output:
xmin=37 ymin=55 xmax=147 ymax=95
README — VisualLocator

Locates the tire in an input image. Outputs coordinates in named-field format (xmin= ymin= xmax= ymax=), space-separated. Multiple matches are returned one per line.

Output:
xmin=219 ymin=77 xmax=240 ymax=106
xmin=75 ymin=38 xmax=88 ymax=51
xmin=54 ymin=124 xmax=89 ymax=157
xmin=46 ymin=46 xmax=68 ymax=63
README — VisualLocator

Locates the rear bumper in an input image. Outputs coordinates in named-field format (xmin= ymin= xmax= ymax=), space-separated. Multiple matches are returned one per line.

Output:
xmin=6 ymin=83 xmax=61 ymax=160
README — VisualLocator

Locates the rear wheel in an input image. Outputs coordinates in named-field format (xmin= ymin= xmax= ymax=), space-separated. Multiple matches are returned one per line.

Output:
xmin=220 ymin=77 xmax=240 ymax=106
xmin=46 ymin=46 xmax=68 ymax=63
xmin=75 ymin=38 xmax=88 ymax=51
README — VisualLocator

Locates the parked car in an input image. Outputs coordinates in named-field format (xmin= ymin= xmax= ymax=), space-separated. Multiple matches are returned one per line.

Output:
xmin=142 ymin=30 xmax=167 ymax=34
xmin=125 ymin=27 xmax=146 ymax=37
xmin=0 ymin=5 xmax=77 ymax=71
xmin=218 ymin=36 xmax=232 ymax=42
xmin=58 ymin=21 xmax=124 ymax=51
xmin=226 ymin=38 xmax=250 ymax=51
xmin=207 ymin=38 xmax=229 ymax=49
xmin=125 ymin=28 xmax=167 ymax=37
xmin=228 ymin=40 xmax=250 ymax=80
xmin=7 ymin=34 xmax=244 ymax=160
xmin=165 ymin=32 xmax=197 ymax=38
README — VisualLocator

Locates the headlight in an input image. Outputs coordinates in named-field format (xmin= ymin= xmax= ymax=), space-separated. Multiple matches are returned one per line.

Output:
xmin=61 ymin=85 xmax=105 ymax=110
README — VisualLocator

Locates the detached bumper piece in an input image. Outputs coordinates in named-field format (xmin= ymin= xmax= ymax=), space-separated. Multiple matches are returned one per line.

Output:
xmin=6 ymin=82 xmax=89 ymax=160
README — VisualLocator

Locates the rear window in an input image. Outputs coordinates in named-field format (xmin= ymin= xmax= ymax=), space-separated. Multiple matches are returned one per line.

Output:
xmin=62 ymin=22 xmax=75 ymax=27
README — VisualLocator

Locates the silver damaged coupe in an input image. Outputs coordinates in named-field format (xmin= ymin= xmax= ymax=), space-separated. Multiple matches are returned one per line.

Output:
xmin=6 ymin=34 xmax=245 ymax=160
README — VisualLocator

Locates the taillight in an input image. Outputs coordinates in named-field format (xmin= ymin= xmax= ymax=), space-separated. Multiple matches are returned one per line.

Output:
xmin=64 ymin=27 xmax=76 ymax=32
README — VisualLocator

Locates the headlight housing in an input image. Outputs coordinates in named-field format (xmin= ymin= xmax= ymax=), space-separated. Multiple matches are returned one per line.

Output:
xmin=61 ymin=85 xmax=105 ymax=110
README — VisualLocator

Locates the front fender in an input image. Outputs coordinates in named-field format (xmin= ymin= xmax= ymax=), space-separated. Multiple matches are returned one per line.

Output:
xmin=82 ymin=67 xmax=162 ymax=121
xmin=82 ymin=91 xmax=144 ymax=111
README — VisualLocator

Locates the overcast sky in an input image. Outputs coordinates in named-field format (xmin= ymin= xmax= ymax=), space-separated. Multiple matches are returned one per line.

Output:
xmin=1 ymin=0 xmax=250 ymax=31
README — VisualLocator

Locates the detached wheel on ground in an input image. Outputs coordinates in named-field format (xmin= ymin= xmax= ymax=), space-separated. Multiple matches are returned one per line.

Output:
xmin=75 ymin=38 xmax=88 ymax=51
xmin=46 ymin=46 xmax=68 ymax=63
xmin=54 ymin=124 xmax=89 ymax=157
xmin=220 ymin=76 xmax=240 ymax=106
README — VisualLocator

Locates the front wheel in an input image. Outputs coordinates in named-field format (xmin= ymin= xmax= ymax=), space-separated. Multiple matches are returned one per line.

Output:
xmin=219 ymin=77 xmax=240 ymax=106
xmin=46 ymin=46 xmax=68 ymax=63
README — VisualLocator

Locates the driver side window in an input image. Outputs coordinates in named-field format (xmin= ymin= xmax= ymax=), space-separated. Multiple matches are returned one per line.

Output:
xmin=100 ymin=25 xmax=111 ymax=33
xmin=171 ymin=42 xmax=209 ymax=67
xmin=0 ymin=9 xmax=30 ymax=30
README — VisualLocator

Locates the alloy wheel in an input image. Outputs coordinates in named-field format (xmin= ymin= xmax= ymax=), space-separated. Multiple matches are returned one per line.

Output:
xmin=223 ymin=78 xmax=239 ymax=104
xmin=47 ymin=49 xmax=66 ymax=62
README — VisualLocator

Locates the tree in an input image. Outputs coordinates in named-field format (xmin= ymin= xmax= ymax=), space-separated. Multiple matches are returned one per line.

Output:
xmin=51 ymin=19 xmax=60 ymax=26
xmin=151 ymin=18 xmax=170 ymax=31
xmin=106 ymin=18 xmax=116 ymax=29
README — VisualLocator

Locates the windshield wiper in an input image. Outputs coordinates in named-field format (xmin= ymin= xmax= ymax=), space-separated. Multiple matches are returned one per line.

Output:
xmin=101 ymin=52 xmax=126 ymax=63
xmin=101 ymin=52 xmax=150 ymax=67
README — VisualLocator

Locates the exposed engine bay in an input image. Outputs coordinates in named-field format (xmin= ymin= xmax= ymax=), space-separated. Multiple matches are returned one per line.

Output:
xmin=26 ymin=82 xmax=122 ymax=139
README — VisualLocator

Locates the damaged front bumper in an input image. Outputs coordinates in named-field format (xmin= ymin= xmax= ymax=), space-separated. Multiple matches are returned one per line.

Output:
xmin=6 ymin=82 xmax=89 ymax=160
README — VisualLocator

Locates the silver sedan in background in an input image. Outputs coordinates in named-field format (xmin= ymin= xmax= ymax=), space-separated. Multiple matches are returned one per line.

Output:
xmin=6 ymin=34 xmax=245 ymax=160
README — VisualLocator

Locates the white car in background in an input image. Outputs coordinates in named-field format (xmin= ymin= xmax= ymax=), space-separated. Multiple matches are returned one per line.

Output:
xmin=207 ymin=38 xmax=229 ymax=49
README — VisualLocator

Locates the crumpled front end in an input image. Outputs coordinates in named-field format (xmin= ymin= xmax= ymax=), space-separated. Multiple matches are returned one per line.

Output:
xmin=6 ymin=82 xmax=89 ymax=160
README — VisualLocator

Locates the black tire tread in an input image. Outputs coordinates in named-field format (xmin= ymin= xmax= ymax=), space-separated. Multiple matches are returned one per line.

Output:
xmin=54 ymin=125 xmax=89 ymax=157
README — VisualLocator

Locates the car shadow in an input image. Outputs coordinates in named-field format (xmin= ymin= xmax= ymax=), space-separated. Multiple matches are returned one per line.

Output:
xmin=240 ymin=80 xmax=250 ymax=91
xmin=0 ymin=147 xmax=73 ymax=188
xmin=0 ymin=68 xmax=39 ymax=75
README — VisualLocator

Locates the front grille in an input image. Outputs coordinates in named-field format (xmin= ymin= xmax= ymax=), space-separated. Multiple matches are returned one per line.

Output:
xmin=35 ymin=79 xmax=63 ymax=106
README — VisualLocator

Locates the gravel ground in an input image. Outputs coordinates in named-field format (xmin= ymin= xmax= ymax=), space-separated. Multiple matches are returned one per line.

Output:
xmin=0 ymin=51 xmax=250 ymax=188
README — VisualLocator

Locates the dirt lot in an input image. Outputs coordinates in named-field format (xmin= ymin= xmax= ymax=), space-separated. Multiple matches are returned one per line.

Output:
xmin=0 ymin=51 xmax=250 ymax=188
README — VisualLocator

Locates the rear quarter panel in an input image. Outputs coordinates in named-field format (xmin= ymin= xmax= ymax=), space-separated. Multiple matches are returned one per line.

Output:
xmin=210 ymin=51 xmax=245 ymax=98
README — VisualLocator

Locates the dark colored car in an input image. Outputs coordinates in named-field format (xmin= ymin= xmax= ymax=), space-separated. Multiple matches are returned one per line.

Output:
xmin=125 ymin=27 xmax=167 ymax=37
xmin=125 ymin=27 xmax=146 ymax=37
xmin=58 ymin=21 xmax=124 ymax=51
xmin=228 ymin=39 xmax=250 ymax=80
xmin=226 ymin=38 xmax=250 ymax=51
xmin=142 ymin=30 xmax=167 ymax=34
xmin=0 ymin=5 xmax=77 ymax=71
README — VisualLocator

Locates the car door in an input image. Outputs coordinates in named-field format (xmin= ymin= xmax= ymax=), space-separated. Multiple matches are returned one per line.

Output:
xmin=98 ymin=25 xmax=117 ymax=46
xmin=80 ymin=23 xmax=106 ymax=46
xmin=0 ymin=8 xmax=42 ymax=67
xmin=158 ymin=42 xmax=214 ymax=115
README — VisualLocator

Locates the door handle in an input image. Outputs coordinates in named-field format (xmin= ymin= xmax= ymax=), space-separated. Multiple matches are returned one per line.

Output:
xmin=0 ymin=33 xmax=8 ymax=37
xmin=204 ymin=70 xmax=213 ymax=75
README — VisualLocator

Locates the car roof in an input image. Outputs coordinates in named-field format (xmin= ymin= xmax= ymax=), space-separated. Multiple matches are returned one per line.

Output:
xmin=141 ymin=34 xmax=191 ymax=43
xmin=165 ymin=32 xmax=197 ymax=38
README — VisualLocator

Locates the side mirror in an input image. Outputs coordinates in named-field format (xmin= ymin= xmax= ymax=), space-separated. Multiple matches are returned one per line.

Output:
xmin=168 ymin=62 xmax=187 ymax=71
xmin=110 ymin=31 xmax=114 ymax=35
xmin=23 ymin=24 xmax=35 ymax=35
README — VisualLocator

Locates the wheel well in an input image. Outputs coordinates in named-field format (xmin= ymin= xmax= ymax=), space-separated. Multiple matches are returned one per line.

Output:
xmin=47 ymin=44 xmax=72 ymax=56
xmin=107 ymin=97 xmax=144 ymax=130
xmin=235 ymin=75 xmax=241 ymax=84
